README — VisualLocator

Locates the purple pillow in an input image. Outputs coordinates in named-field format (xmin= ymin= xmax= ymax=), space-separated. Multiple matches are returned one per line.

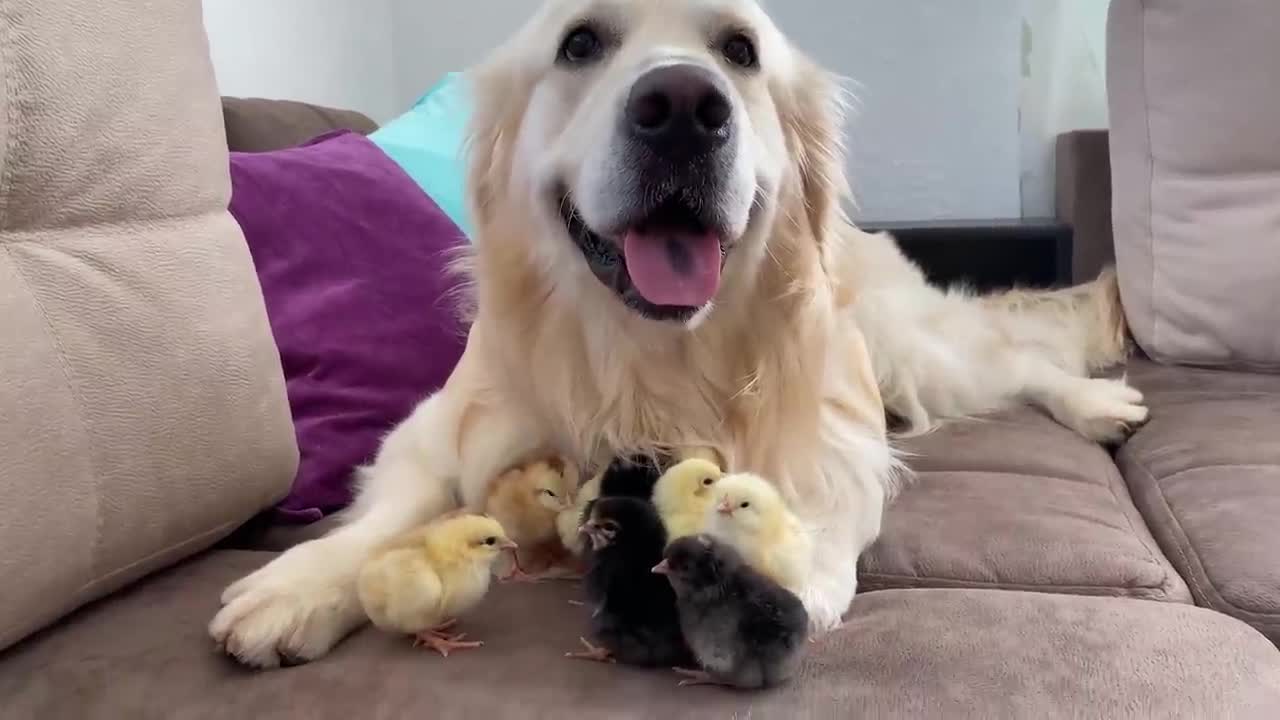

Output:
xmin=229 ymin=130 xmax=468 ymax=523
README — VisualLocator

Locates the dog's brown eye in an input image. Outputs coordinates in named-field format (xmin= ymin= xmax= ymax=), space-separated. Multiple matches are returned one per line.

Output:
xmin=722 ymin=34 xmax=757 ymax=69
xmin=559 ymin=26 xmax=603 ymax=64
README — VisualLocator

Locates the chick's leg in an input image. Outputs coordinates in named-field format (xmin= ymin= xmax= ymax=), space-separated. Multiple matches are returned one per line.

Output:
xmin=673 ymin=668 xmax=727 ymax=688
xmin=565 ymin=637 xmax=615 ymax=663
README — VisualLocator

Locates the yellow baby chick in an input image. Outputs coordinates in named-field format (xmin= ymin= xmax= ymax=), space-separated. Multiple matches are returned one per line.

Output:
xmin=484 ymin=457 xmax=577 ymax=581
xmin=357 ymin=514 xmax=516 ymax=656
xmin=557 ymin=467 xmax=601 ymax=558
xmin=705 ymin=473 xmax=813 ymax=594
xmin=653 ymin=457 xmax=724 ymax=542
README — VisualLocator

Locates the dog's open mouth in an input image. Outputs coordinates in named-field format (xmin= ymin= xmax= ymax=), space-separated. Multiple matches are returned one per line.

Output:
xmin=559 ymin=194 xmax=726 ymax=322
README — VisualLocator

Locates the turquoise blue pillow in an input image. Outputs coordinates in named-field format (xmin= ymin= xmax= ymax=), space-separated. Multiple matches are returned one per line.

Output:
xmin=371 ymin=73 xmax=474 ymax=238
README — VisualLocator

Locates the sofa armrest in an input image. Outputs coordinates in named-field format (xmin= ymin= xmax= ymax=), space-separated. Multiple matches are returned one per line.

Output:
xmin=221 ymin=97 xmax=379 ymax=153
xmin=1055 ymin=130 xmax=1114 ymax=282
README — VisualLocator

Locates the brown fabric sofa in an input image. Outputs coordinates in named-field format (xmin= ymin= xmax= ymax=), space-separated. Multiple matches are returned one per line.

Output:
xmin=3 ymin=1 xmax=1280 ymax=718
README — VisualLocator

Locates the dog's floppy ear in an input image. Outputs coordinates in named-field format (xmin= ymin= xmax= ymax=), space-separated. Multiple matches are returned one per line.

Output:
xmin=463 ymin=53 xmax=529 ymax=238
xmin=776 ymin=56 xmax=851 ymax=246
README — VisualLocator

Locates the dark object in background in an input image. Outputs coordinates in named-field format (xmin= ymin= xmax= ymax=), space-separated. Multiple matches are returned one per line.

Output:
xmin=655 ymin=535 xmax=809 ymax=690
xmin=862 ymin=218 xmax=1073 ymax=293
xmin=573 ymin=497 xmax=692 ymax=667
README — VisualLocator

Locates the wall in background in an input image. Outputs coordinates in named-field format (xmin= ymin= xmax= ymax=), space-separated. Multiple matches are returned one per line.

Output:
xmin=1019 ymin=0 xmax=1111 ymax=218
xmin=202 ymin=0 xmax=401 ymax=122
xmin=203 ymin=1 xmax=1110 ymax=223
xmin=385 ymin=0 xmax=1025 ymax=224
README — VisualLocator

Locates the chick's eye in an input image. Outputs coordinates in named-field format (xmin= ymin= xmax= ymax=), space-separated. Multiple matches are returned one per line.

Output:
xmin=559 ymin=26 xmax=603 ymax=64
xmin=702 ymin=477 xmax=713 ymax=486
xmin=740 ymin=501 xmax=750 ymax=509
xmin=542 ymin=489 xmax=557 ymax=497
xmin=722 ymin=33 xmax=757 ymax=69
xmin=484 ymin=536 xmax=497 ymax=546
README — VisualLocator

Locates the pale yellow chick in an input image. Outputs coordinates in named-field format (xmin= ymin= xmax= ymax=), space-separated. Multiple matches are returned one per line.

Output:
xmin=484 ymin=457 xmax=577 ymax=580
xmin=557 ymin=467 xmax=601 ymax=558
xmin=356 ymin=514 xmax=516 ymax=656
xmin=705 ymin=473 xmax=813 ymax=594
xmin=653 ymin=458 xmax=724 ymax=542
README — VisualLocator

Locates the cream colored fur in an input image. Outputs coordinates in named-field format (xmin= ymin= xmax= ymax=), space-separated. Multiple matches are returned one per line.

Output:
xmin=209 ymin=0 xmax=1143 ymax=668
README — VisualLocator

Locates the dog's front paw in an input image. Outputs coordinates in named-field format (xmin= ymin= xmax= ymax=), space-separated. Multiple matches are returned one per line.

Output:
xmin=209 ymin=541 xmax=365 ymax=668
xmin=795 ymin=567 xmax=857 ymax=634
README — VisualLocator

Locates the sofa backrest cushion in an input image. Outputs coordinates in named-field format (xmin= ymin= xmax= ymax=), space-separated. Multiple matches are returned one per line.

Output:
xmin=222 ymin=97 xmax=379 ymax=153
xmin=0 ymin=0 xmax=298 ymax=650
xmin=1108 ymin=0 xmax=1280 ymax=369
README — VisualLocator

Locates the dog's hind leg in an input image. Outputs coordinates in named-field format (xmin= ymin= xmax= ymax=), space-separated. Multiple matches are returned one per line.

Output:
xmin=1020 ymin=358 xmax=1148 ymax=444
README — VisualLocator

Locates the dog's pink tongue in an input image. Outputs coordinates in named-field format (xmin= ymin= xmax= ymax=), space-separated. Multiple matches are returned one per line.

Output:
xmin=622 ymin=230 xmax=722 ymax=308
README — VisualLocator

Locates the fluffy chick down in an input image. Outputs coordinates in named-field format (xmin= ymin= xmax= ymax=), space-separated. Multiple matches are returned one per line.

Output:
xmin=573 ymin=496 xmax=691 ymax=667
xmin=656 ymin=534 xmax=809 ymax=689
xmin=357 ymin=514 xmax=516 ymax=656
xmin=705 ymin=472 xmax=812 ymax=594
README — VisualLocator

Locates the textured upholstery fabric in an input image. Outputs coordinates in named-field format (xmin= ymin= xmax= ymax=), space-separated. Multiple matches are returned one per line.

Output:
xmin=1119 ymin=358 xmax=1280 ymax=643
xmin=2 ymin=552 xmax=1277 ymax=719
xmin=222 ymin=97 xmax=378 ymax=152
xmin=860 ymin=408 xmax=1190 ymax=602
xmin=1108 ymin=0 xmax=1280 ymax=369
xmin=0 ymin=0 xmax=297 ymax=651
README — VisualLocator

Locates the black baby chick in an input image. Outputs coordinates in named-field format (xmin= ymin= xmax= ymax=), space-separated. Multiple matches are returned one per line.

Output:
xmin=567 ymin=496 xmax=692 ymax=667
xmin=653 ymin=534 xmax=809 ymax=689
xmin=597 ymin=452 xmax=668 ymax=501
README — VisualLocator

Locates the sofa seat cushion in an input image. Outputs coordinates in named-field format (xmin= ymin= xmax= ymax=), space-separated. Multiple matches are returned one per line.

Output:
xmin=2 ymin=552 xmax=1277 ymax=719
xmin=861 ymin=408 xmax=1190 ymax=602
xmin=1119 ymin=358 xmax=1280 ymax=643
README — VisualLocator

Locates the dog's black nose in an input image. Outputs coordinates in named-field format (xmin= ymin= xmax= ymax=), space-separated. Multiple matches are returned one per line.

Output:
xmin=625 ymin=63 xmax=732 ymax=158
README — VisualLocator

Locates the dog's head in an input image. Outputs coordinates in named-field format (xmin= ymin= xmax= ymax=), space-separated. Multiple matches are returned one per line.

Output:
xmin=467 ymin=0 xmax=848 ymax=327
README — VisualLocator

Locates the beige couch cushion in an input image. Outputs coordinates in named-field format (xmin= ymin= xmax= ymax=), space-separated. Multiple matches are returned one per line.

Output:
xmin=861 ymin=409 xmax=1190 ymax=602
xmin=1107 ymin=0 xmax=1280 ymax=369
xmin=0 ymin=0 xmax=297 ymax=650
xmin=1119 ymin=358 xmax=1280 ymax=643
xmin=3 ymin=551 xmax=1279 ymax=719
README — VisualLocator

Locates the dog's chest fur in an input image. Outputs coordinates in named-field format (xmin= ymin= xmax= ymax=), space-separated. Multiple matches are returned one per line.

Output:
xmin=478 ymin=279 xmax=832 ymax=482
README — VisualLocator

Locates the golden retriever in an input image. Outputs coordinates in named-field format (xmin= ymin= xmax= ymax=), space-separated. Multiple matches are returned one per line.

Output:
xmin=211 ymin=0 xmax=1145 ymax=668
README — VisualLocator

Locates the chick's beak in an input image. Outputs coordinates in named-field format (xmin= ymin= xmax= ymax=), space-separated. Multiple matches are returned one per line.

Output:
xmin=651 ymin=559 xmax=670 ymax=575
xmin=499 ymin=538 xmax=518 ymax=551
xmin=716 ymin=498 xmax=733 ymax=515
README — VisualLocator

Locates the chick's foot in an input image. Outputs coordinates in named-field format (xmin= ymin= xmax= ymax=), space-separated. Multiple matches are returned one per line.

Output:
xmin=413 ymin=623 xmax=484 ymax=657
xmin=565 ymin=637 xmax=615 ymax=663
xmin=673 ymin=668 xmax=726 ymax=688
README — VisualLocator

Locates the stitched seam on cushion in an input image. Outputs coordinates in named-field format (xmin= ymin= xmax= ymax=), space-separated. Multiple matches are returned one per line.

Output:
xmin=74 ymin=517 xmax=244 ymax=597
xmin=1138 ymin=0 xmax=1160 ymax=352
xmin=1127 ymin=458 xmax=1278 ymax=623
xmin=0 ymin=0 xmax=19 ymax=224
xmin=1 ymin=245 xmax=105 ymax=585
xmin=858 ymin=574 xmax=1173 ymax=597
xmin=1099 ymin=458 xmax=1173 ymax=587
xmin=0 ymin=517 xmax=244 ymax=645
xmin=1158 ymin=463 xmax=1280 ymax=484
xmin=909 ymin=468 xmax=1106 ymax=485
